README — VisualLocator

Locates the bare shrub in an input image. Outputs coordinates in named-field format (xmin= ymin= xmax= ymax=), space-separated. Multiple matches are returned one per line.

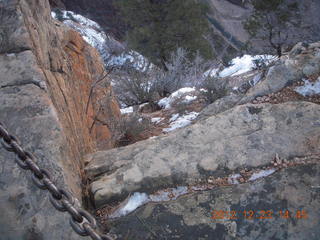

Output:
xmin=116 ymin=113 xmax=153 ymax=146
xmin=200 ymin=76 xmax=228 ymax=104
xmin=111 ymin=48 xmax=217 ymax=107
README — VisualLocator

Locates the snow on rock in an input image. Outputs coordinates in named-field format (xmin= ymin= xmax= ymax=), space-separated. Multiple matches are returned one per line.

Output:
xmin=295 ymin=78 xmax=320 ymax=96
xmin=51 ymin=10 xmax=150 ymax=70
xmin=120 ymin=106 xmax=133 ymax=115
xmin=52 ymin=11 xmax=106 ymax=52
xmin=169 ymin=113 xmax=180 ymax=122
xmin=228 ymin=174 xmax=241 ymax=185
xmin=248 ymin=169 xmax=276 ymax=181
xmin=110 ymin=187 xmax=189 ymax=218
xmin=163 ymin=112 xmax=199 ymax=133
xmin=149 ymin=187 xmax=188 ymax=202
xmin=219 ymin=55 xmax=277 ymax=78
xmin=109 ymin=192 xmax=149 ymax=218
xmin=151 ymin=117 xmax=163 ymax=124
xmin=204 ymin=67 xmax=220 ymax=78
xmin=183 ymin=95 xmax=198 ymax=103
xmin=158 ymin=87 xmax=196 ymax=109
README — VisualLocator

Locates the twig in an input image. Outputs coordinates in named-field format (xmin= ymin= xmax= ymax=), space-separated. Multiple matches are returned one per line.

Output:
xmin=85 ymin=67 xmax=114 ymax=114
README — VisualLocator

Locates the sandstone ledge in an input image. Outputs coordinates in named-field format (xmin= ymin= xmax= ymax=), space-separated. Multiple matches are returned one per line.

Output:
xmin=109 ymin=163 xmax=320 ymax=240
xmin=85 ymin=101 xmax=320 ymax=207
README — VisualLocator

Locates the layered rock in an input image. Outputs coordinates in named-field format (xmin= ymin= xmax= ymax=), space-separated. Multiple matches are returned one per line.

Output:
xmin=109 ymin=163 xmax=320 ymax=240
xmin=85 ymin=42 xmax=320 ymax=209
xmin=0 ymin=0 xmax=119 ymax=239
xmin=86 ymin=101 xmax=320 ymax=207
xmin=198 ymin=41 xmax=320 ymax=121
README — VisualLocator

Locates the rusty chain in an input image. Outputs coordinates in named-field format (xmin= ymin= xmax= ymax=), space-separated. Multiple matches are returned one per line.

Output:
xmin=0 ymin=122 xmax=114 ymax=240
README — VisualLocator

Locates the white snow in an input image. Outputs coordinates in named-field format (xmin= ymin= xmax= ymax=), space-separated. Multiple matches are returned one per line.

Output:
xmin=169 ymin=113 xmax=180 ymax=122
xmin=51 ymin=10 xmax=150 ymax=70
xmin=120 ymin=106 xmax=133 ymax=114
xmin=204 ymin=67 xmax=219 ymax=78
xmin=158 ymin=87 xmax=196 ymax=109
xmin=183 ymin=95 xmax=197 ymax=103
xmin=163 ymin=112 xmax=199 ymax=133
xmin=151 ymin=117 xmax=163 ymax=124
xmin=248 ymin=169 xmax=276 ymax=181
xmin=51 ymin=11 xmax=107 ymax=55
xmin=295 ymin=78 xmax=320 ymax=96
xmin=109 ymin=192 xmax=149 ymax=218
xmin=110 ymin=187 xmax=189 ymax=218
xmin=228 ymin=174 xmax=241 ymax=185
xmin=149 ymin=187 xmax=188 ymax=202
xmin=139 ymin=103 xmax=149 ymax=109
xmin=219 ymin=55 xmax=277 ymax=78
xmin=200 ymin=88 xmax=208 ymax=93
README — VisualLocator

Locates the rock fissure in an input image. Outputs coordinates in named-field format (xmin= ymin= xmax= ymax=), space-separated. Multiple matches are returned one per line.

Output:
xmin=97 ymin=154 xmax=319 ymax=219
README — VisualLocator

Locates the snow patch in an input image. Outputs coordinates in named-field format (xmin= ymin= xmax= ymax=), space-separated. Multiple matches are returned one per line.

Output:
xmin=120 ymin=106 xmax=133 ymax=114
xmin=228 ymin=174 xmax=241 ymax=185
xmin=158 ymin=87 xmax=196 ymax=109
xmin=219 ymin=55 xmax=276 ymax=78
xmin=169 ymin=113 xmax=180 ymax=122
xmin=151 ymin=117 xmax=163 ymax=124
xmin=51 ymin=10 xmax=150 ymax=70
xmin=149 ymin=187 xmax=188 ymax=202
xmin=109 ymin=193 xmax=149 ymax=218
xmin=110 ymin=187 xmax=188 ymax=218
xmin=248 ymin=169 xmax=276 ymax=181
xmin=204 ymin=67 xmax=219 ymax=78
xmin=295 ymin=78 xmax=320 ymax=96
xmin=183 ymin=95 xmax=197 ymax=103
xmin=163 ymin=112 xmax=199 ymax=133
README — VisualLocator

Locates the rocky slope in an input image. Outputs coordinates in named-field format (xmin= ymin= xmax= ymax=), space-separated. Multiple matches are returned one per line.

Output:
xmin=84 ymin=42 xmax=320 ymax=239
xmin=0 ymin=0 xmax=119 ymax=239
xmin=109 ymin=163 xmax=320 ymax=240
xmin=1 ymin=0 xmax=320 ymax=239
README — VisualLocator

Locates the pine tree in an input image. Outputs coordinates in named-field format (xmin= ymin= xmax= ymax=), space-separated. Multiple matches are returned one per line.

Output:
xmin=244 ymin=0 xmax=300 ymax=57
xmin=115 ymin=0 xmax=213 ymax=69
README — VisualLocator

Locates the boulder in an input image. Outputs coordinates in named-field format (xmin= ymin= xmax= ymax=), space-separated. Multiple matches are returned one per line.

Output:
xmin=198 ymin=41 xmax=320 ymax=121
xmin=197 ymin=94 xmax=243 ymax=122
xmin=109 ymin=163 xmax=320 ymax=240
xmin=86 ymin=102 xmax=320 ymax=207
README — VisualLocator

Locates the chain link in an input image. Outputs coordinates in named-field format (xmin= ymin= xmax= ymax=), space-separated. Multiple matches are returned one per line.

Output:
xmin=0 ymin=122 xmax=114 ymax=240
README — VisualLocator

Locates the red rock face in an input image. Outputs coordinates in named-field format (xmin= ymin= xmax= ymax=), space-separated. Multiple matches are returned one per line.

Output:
xmin=21 ymin=0 xmax=121 ymax=156
xmin=1 ymin=0 xmax=121 ymax=193
xmin=0 ymin=0 xmax=120 ymax=239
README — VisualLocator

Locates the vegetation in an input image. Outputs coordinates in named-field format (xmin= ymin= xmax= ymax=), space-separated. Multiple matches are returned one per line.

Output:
xmin=111 ymin=48 xmax=216 ymax=106
xmin=244 ymin=0 xmax=300 ymax=56
xmin=115 ymin=0 xmax=213 ymax=69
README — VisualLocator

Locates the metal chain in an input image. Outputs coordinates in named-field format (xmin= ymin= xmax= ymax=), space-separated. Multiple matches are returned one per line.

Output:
xmin=0 ymin=122 xmax=114 ymax=240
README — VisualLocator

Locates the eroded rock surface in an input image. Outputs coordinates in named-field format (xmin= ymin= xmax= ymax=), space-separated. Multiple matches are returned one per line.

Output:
xmin=0 ymin=0 xmax=119 ymax=239
xmin=86 ymin=101 xmax=320 ymax=207
xmin=198 ymin=41 xmax=320 ymax=121
xmin=109 ymin=163 xmax=320 ymax=240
